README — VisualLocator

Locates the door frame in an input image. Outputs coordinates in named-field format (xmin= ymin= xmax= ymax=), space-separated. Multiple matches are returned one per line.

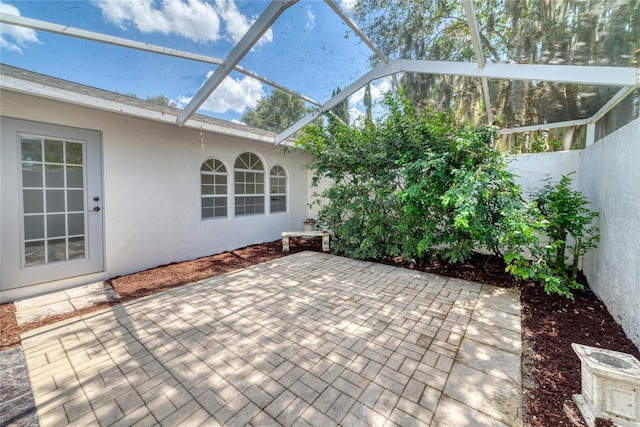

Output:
xmin=1 ymin=117 xmax=105 ymax=294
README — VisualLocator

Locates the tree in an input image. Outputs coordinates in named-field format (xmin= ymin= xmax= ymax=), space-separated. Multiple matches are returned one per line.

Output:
xmin=330 ymin=87 xmax=349 ymax=125
xmin=297 ymin=91 xmax=533 ymax=263
xmin=364 ymin=83 xmax=373 ymax=121
xmin=349 ymin=0 xmax=639 ymax=152
xmin=146 ymin=95 xmax=177 ymax=108
xmin=241 ymin=89 xmax=306 ymax=133
xmin=298 ymin=91 xmax=598 ymax=298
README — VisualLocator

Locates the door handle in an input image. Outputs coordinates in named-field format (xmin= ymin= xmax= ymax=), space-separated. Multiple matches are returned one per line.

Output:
xmin=92 ymin=206 xmax=101 ymax=212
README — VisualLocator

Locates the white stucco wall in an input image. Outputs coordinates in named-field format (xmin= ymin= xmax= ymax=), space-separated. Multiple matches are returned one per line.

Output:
xmin=507 ymin=150 xmax=582 ymax=197
xmin=579 ymin=118 xmax=640 ymax=349
xmin=1 ymin=91 xmax=310 ymax=300
xmin=508 ymin=120 xmax=640 ymax=350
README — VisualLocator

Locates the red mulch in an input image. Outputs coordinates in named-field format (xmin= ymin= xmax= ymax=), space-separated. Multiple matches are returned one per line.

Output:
xmin=1 ymin=239 xmax=638 ymax=427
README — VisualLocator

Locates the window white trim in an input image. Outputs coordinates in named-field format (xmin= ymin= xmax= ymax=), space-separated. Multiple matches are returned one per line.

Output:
xmin=234 ymin=152 xmax=265 ymax=216
xmin=200 ymin=158 xmax=228 ymax=219
xmin=269 ymin=165 xmax=287 ymax=213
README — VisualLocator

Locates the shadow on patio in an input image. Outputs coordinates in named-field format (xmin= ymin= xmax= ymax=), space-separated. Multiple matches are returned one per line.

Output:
xmin=18 ymin=252 xmax=522 ymax=426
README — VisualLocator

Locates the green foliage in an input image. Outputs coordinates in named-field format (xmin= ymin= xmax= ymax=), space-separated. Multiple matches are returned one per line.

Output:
xmin=330 ymin=87 xmax=350 ymax=125
xmin=146 ymin=95 xmax=177 ymax=108
xmin=536 ymin=174 xmax=599 ymax=285
xmin=299 ymin=91 xmax=527 ymax=262
xmin=363 ymin=83 xmax=373 ymax=122
xmin=241 ymin=89 xmax=306 ymax=133
xmin=350 ymin=1 xmax=638 ymax=130
xmin=505 ymin=173 xmax=599 ymax=298
xmin=298 ymin=92 xmax=599 ymax=299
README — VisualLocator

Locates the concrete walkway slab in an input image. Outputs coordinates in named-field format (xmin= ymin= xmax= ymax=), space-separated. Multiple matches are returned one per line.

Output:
xmin=14 ymin=282 xmax=119 ymax=326
xmin=18 ymin=252 xmax=522 ymax=426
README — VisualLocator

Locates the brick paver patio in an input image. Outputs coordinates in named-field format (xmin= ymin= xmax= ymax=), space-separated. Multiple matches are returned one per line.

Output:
xmin=19 ymin=251 xmax=522 ymax=426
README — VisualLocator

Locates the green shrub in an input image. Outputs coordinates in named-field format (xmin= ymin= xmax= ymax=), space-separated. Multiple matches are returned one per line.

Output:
xmin=297 ymin=92 xmax=599 ymax=298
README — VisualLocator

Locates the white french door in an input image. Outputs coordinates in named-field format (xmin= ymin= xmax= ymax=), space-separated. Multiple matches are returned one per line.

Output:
xmin=1 ymin=118 xmax=104 ymax=291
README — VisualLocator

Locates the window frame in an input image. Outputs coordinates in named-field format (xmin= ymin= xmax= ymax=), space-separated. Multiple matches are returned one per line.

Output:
xmin=234 ymin=152 xmax=265 ymax=216
xmin=200 ymin=158 xmax=228 ymax=219
xmin=269 ymin=165 xmax=287 ymax=214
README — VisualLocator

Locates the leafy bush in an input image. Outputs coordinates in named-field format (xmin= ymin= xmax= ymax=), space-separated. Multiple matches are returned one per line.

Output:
xmin=297 ymin=92 xmax=598 ymax=298
xmin=505 ymin=174 xmax=599 ymax=298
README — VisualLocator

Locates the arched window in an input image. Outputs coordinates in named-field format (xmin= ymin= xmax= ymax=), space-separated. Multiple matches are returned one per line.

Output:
xmin=270 ymin=165 xmax=287 ymax=213
xmin=200 ymin=158 xmax=227 ymax=219
xmin=234 ymin=152 xmax=264 ymax=215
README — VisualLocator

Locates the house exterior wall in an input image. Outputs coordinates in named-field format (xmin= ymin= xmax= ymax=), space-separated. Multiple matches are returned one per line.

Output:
xmin=579 ymin=118 xmax=640 ymax=349
xmin=1 ymin=90 xmax=310 ymax=300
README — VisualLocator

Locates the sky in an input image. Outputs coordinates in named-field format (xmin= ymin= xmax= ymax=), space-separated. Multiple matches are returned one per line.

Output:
xmin=0 ymin=0 xmax=392 ymax=125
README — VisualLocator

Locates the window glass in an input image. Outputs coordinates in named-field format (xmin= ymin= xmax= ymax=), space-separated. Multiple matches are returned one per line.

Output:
xmin=201 ymin=158 xmax=228 ymax=219
xmin=20 ymin=136 xmax=87 ymax=267
xmin=270 ymin=166 xmax=287 ymax=213
xmin=234 ymin=153 xmax=265 ymax=216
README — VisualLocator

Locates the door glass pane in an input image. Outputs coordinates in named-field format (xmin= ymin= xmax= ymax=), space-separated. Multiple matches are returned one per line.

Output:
xmin=24 ymin=241 xmax=45 ymax=266
xmin=45 ymin=165 xmax=65 ymax=188
xmin=47 ymin=238 xmax=66 ymax=262
xmin=68 ymin=213 xmax=84 ymax=235
xmin=24 ymin=215 xmax=44 ymax=240
xmin=67 ymin=190 xmax=84 ymax=211
xmin=68 ymin=237 xmax=85 ymax=259
xmin=46 ymin=190 xmax=65 ymax=212
xmin=66 ymin=142 xmax=83 ymax=165
xmin=44 ymin=139 xmax=64 ymax=163
xmin=22 ymin=163 xmax=43 ymax=187
xmin=67 ymin=166 xmax=83 ymax=188
xmin=23 ymin=190 xmax=44 ymax=214
xmin=47 ymin=214 xmax=66 ymax=238
xmin=19 ymin=133 xmax=91 ymax=268
xmin=21 ymin=139 xmax=42 ymax=162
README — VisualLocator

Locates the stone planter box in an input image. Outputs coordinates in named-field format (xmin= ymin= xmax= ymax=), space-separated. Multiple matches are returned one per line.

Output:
xmin=303 ymin=219 xmax=317 ymax=232
xmin=573 ymin=343 xmax=640 ymax=427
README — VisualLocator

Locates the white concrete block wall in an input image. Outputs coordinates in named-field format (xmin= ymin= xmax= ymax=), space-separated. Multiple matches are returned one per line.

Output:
xmin=579 ymin=118 xmax=640 ymax=350
xmin=1 ymin=91 xmax=310 ymax=299
xmin=508 ymin=120 xmax=640 ymax=350
xmin=507 ymin=150 xmax=582 ymax=197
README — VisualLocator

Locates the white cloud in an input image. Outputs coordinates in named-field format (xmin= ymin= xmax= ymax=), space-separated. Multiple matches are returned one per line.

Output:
xmin=0 ymin=3 xmax=40 ymax=54
xmin=349 ymin=107 xmax=365 ymax=125
xmin=305 ymin=8 xmax=315 ymax=31
xmin=178 ymin=72 xmax=264 ymax=114
xmin=339 ymin=0 xmax=357 ymax=12
xmin=351 ymin=77 xmax=392 ymax=105
xmin=94 ymin=0 xmax=216 ymax=43
xmin=94 ymin=0 xmax=273 ymax=46
xmin=215 ymin=0 xmax=272 ymax=45
xmin=95 ymin=0 xmax=221 ymax=43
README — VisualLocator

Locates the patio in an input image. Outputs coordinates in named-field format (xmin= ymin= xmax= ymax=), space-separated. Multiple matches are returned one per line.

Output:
xmin=13 ymin=251 xmax=521 ymax=426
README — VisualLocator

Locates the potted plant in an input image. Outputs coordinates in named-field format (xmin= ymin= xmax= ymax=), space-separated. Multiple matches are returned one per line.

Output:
xmin=303 ymin=218 xmax=317 ymax=231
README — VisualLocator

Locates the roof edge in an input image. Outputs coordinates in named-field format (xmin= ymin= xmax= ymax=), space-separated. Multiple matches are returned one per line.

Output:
xmin=0 ymin=64 xmax=278 ymax=145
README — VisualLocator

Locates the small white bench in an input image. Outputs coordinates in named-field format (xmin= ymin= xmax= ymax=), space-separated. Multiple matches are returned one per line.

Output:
xmin=282 ymin=231 xmax=330 ymax=252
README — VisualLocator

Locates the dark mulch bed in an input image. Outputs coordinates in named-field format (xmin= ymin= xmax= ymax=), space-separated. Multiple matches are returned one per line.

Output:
xmin=1 ymin=239 xmax=638 ymax=426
